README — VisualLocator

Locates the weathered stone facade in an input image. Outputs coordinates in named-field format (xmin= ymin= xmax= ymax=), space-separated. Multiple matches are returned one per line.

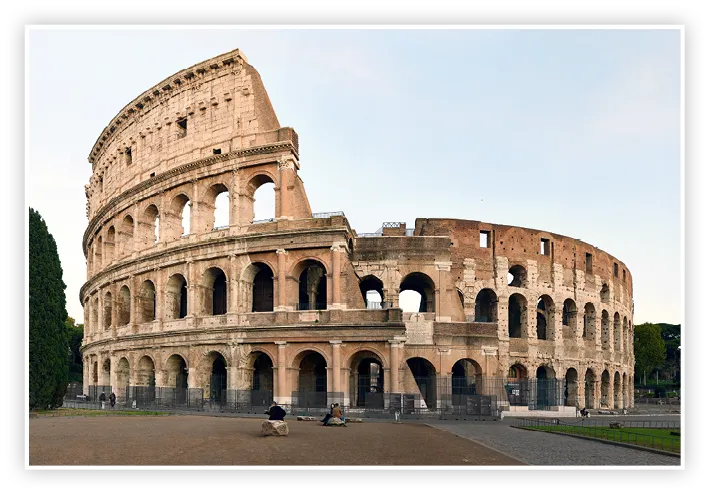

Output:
xmin=80 ymin=49 xmax=634 ymax=411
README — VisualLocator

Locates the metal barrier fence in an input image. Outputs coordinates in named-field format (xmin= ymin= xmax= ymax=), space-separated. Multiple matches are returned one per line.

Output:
xmin=514 ymin=418 xmax=680 ymax=453
xmin=60 ymin=377 xmax=573 ymax=418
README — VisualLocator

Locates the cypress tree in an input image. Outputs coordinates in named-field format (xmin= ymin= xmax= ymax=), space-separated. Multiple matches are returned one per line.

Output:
xmin=29 ymin=207 xmax=69 ymax=409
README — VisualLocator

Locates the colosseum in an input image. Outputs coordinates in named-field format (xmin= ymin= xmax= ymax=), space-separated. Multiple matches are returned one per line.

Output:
xmin=79 ymin=48 xmax=634 ymax=417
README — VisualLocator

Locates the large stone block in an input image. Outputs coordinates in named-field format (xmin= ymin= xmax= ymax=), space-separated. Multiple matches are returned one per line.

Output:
xmin=261 ymin=420 xmax=289 ymax=436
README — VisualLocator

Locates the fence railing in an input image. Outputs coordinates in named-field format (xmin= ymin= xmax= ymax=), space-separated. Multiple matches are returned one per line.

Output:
xmin=514 ymin=418 xmax=680 ymax=453
xmin=296 ymin=302 xmax=327 ymax=311
xmin=312 ymin=211 xmax=344 ymax=219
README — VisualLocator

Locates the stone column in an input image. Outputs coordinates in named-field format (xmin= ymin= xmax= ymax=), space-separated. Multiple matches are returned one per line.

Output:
xmin=389 ymin=341 xmax=401 ymax=393
xmin=97 ymin=294 xmax=104 ymax=334
xmin=276 ymin=341 xmax=288 ymax=403
xmin=129 ymin=276 xmax=137 ymax=332
xmin=277 ymin=157 xmax=295 ymax=220
xmin=228 ymin=255 xmax=238 ymax=316
xmin=110 ymin=283 xmax=118 ymax=338
xmin=330 ymin=245 xmax=343 ymax=309
xmin=83 ymin=357 xmax=90 ymax=395
xmin=330 ymin=341 xmax=342 ymax=402
xmin=275 ymin=249 xmax=288 ymax=311
xmin=186 ymin=261 xmax=197 ymax=319
xmin=434 ymin=261 xmax=452 ymax=321
xmin=154 ymin=268 xmax=163 ymax=331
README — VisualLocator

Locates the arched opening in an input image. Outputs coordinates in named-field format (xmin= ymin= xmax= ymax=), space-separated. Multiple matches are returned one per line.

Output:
xmin=168 ymin=193 xmax=191 ymax=239
xmin=508 ymin=293 xmax=527 ymax=338
xmin=506 ymin=364 xmax=528 ymax=406
xmin=601 ymin=310 xmax=610 ymax=350
xmin=209 ymin=353 xmax=228 ymax=403
xmin=613 ymin=312 xmax=621 ymax=351
xmin=142 ymin=204 xmax=160 ymax=247
xmin=251 ymin=263 xmax=274 ymax=312
xmin=105 ymin=226 xmax=115 ymax=263
xmin=623 ymin=316 xmax=629 ymax=351
xmin=251 ymin=352 xmax=274 ymax=407
xmin=95 ymin=236 xmax=103 ymax=267
xmin=399 ymin=272 xmax=435 ymax=313
xmin=92 ymin=361 xmax=98 ymax=385
xmin=622 ymin=372 xmax=629 ymax=408
xmin=297 ymin=260 xmax=327 ymax=310
xmin=406 ymin=357 xmax=437 ymax=410
xmin=117 ymin=286 xmax=131 ymax=326
xmin=451 ymin=358 xmax=482 ymax=406
xmin=101 ymin=359 xmax=111 ymax=386
xmin=508 ymin=264 xmax=527 ymax=288
xmin=120 ymin=215 xmax=134 ymax=256
xmin=565 ymin=368 xmax=578 ymax=407
xmin=474 ymin=289 xmax=498 ymax=322
xmin=202 ymin=183 xmax=230 ymax=231
xmin=457 ymin=289 xmax=465 ymax=312
xmin=248 ymin=174 xmax=276 ymax=222
xmin=202 ymin=267 xmax=227 ymax=315
xmin=103 ymin=292 xmax=113 ymax=330
xmin=91 ymin=298 xmax=99 ymax=333
xmin=584 ymin=368 xmax=596 ymax=409
xmin=535 ymin=366 xmax=558 ymax=409
xmin=137 ymin=280 xmax=156 ymax=323
xmin=583 ymin=302 xmax=596 ymax=339
xmin=562 ymin=299 xmax=577 ymax=338
xmin=165 ymin=354 xmax=189 ymax=404
xmin=136 ymin=356 xmax=156 ymax=387
xmin=297 ymin=351 xmax=327 ymax=408
xmin=601 ymin=370 xmax=611 ymax=408
xmin=214 ymin=191 xmax=229 ymax=229
xmin=359 ymin=275 xmax=384 ymax=309
xmin=166 ymin=274 xmax=188 ymax=319
xmin=116 ymin=358 xmax=130 ymax=400
xmin=536 ymin=295 xmax=554 ymax=340
xmin=600 ymin=283 xmax=610 ymax=303
xmin=613 ymin=371 xmax=622 ymax=409
xmin=350 ymin=351 xmax=384 ymax=408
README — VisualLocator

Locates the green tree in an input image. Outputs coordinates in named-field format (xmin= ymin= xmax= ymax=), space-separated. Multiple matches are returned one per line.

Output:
xmin=29 ymin=208 xmax=69 ymax=409
xmin=65 ymin=317 xmax=84 ymax=382
xmin=634 ymin=323 xmax=666 ymax=385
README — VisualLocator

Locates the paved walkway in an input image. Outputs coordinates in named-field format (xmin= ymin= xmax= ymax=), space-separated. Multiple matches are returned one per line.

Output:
xmin=427 ymin=422 xmax=680 ymax=466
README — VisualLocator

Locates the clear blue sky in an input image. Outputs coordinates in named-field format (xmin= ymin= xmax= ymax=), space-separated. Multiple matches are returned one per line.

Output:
xmin=27 ymin=27 xmax=681 ymax=324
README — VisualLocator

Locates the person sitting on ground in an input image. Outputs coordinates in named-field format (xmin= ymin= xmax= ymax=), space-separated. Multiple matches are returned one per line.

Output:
xmin=266 ymin=401 xmax=286 ymax=421
xmin=321 ymin=403 xmax=335 ymax=426
xmin=331 ymin=403 xmax=346 ymax=426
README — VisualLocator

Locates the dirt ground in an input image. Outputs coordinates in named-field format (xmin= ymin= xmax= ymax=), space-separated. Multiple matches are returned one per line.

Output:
xmin=29 ymin=413 xmax=524 ymax=466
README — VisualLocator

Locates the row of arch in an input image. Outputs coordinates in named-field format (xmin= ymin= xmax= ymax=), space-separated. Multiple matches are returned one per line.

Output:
xmin=87 ymin=174 xmax=277 ymax=274
xmin=89 ymin=347 xmax=631 ymax=410
xmin=85 ymin=260 xmax=328 ymax=331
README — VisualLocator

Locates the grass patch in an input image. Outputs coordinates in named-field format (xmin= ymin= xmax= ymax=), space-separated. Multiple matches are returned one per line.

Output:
xmin=524 ymin=425 xmax=680 ymax=453
xmin=32 ymin=409 xmax=173 ymax=417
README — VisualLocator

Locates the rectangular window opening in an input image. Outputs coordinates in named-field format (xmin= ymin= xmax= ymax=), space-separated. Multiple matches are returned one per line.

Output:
xmin=149 ymin=172 xmax=155 ymax=178
xmin=585 ymin=253 xmax=593 ymax=273
xmin=213 ymin=148 xmax=221 ymax=155
xmin=614 ymin=262 xmax=619 ymax=277
xmin=125 ymin=147 xmax=132 ymax=165
xmin=176 ymin=117 xmax=187 ymax=138
xmin=541 ymin=238 xmax=550 ymax=256
xmin=480 ymin=230 xmax=490 ymax=248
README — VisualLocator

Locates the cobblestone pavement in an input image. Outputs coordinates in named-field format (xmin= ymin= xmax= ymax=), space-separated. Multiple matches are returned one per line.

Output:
xmin=427 ymin=421 xmax=681 ymax=466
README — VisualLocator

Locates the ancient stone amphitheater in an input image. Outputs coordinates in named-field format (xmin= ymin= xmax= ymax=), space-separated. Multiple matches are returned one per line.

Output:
xmin=79 ymin=49 xmax=634 ymax=415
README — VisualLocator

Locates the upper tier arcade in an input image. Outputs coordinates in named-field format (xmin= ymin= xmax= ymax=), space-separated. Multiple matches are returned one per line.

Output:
xmin=84 ymin=49 xmax=295 ymax=233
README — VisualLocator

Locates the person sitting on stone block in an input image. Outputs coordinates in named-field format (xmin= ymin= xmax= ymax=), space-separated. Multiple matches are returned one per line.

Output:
xmin=266 ymin=401 xmax=286 ymax=421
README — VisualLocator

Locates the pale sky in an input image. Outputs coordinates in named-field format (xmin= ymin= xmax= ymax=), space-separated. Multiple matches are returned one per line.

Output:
xmin=27 ymin=27 xmax=681 ymax=324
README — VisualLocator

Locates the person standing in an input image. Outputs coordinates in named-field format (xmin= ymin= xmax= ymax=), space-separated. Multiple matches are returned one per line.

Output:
xmin=109 ymin=392 xmax=116 ymax=408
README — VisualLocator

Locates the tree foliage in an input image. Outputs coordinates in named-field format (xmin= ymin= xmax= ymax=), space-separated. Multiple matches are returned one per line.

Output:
xmin=65 ymin=317 xmax=84 ymax=382
xmin=633 ymin=323 xmax=667 ymax=385
xmin=29 ymin=208 xmax=69 ymax=409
